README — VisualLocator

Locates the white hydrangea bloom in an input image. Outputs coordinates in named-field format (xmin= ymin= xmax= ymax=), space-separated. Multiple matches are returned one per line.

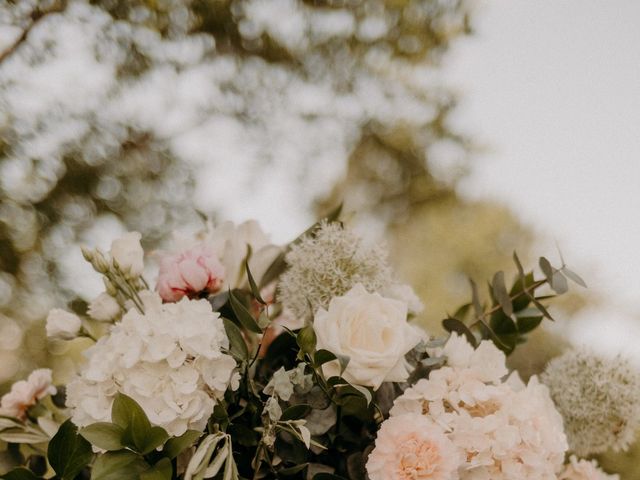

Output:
xmin=390 ymin=333 xmax=568 ymax=479
xmin=67 ymin=292 xmax=239 ymax=436
xmin=541 ymin=347 xmax=640 ymax=456
xmin=558 ymin=456 xmax=619 ymax=480
xmin=278 ymin=221 xmax=392 ymax=319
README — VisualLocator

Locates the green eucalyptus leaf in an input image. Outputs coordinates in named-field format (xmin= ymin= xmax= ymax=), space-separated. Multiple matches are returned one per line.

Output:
xmin=512 ymin=251 xmax=525 ymax=277
xmin=539 ymin=257 xmax=554 ymax=283
xmin=562 ymin=267 xmax=587 ymax=288
xmin=0 ymin=429 xmax=49 ymax=444
xmin=550 ymin=271 xmax=569 ymax=294
xmin=510 ymin=271 xmax=534 ymax=311
xmin=516 ymin=315 xmax=543 ymax=334
xmin=228 ymin=290 xmax=262 ymax=333
xmin=492 ymin=271 xmax=513 ymax=317
xmin=163 ymin=430 xmax=202 ymax=460
xmin=278 ymin=463 xmax=308 ymax=475
xmin=469 ymin=279 xmax=483 ymax=318
xmin=47 ymin=419 xmax=93 ymax=480
xmin=91 ymin=451 xmax=150 ymax=480
xmin=442 ymin=318 xmax=477 ymax=347
xmin=258 ymin=250 xmax=287 ymax=290
xmin=79 ymin=422 xmax=124 ymax=451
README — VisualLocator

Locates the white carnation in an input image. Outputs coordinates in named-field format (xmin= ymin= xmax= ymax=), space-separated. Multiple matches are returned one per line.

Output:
xmin=390 ymin=333 xmax=568 ymax=479
xmin=0 ymin=369 xmax=57 ymax=420
xmin=67 ymin=292 xmax=238 ymax=436
xmin=87 ymin=293 xmax=121 ymax=322
xmin=46 ymin=308 xmax=82 ymax=340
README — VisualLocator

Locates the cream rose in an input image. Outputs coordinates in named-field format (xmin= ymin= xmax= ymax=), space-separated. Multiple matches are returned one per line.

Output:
xmin=313 ymin=284 xmax=421 ymax=390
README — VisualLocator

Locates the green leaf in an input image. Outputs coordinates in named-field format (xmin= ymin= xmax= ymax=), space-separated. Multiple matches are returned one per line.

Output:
xmin=297 ymin=326 xmax=317 ymax=355
xmin=442 ymin=317 xmax=477 ymax=347
xmin=138 ymin=426 xmax=169 ymax=455
xmin=469 ymin=279 xmax=483 ymax=318
xmin=492 ymin=271 xmax=513 ymax=317
xmin=223 ymin=317 xmax=249 ymax=361
xmin=91 ymin=451 xmax=150 ymax=480
xmin=510 ymin=272 xmax=534 ymax=312
xmin=79 ymin=422 xmax=124 ymax=451
xmin=245 ymin=252 xmax=266 ymax=305
xmin=0 ymin=429 xmax=49 ymax=444
xmin=512 ymin=251 xmax=525 ymax=277
xmin=278 ymin=463 xmax=309 ymax=475
xmin=281 ymin=405 xmax=311 ymax=421
xmin=0 ymin=468 xmax=42 ymax=480
xmin=539 ymin=257 xmax=554 ymax=283
xmin=314 ymin=349 xmax=337 ymax=367
xmin=531 ymin=296 xmax=554 ymax=321
xmin=111 ymin=393 xmax=148 ymax=430
xmin=47 ymin=419 xmax=93 ymax=480
xmin=550 ymin=270 xmax=569 ymax=294
xmin=163 ymin=430 xmax=202 ymax=459
xmin=516 ymin=315 xmax=543 ymax=334
xmin=228 ymin=290 xmax=262 ymax=333
xmin=258 ymin=250 xmax=287 ymax=290
xmin=562 ymin=266 xmax=587 ymax=288
xmin=140 ymin=458 xmax=172 ymax=480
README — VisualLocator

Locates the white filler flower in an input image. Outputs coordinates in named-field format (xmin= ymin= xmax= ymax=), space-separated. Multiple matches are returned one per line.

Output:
xmin=46 ymin=308 xmax=82 ymax=340
xmin=87 ymin=292 xmax=121 ymax=322
xmin=541 ymin=347 xmax=640 ymax=456
xmin=67 ymin=292 xmax=238 ymax=436
xmin=109 ymin=231 xmax=144 ymax=277
xmin=313 ymin=284 xmax=420 ymax=390
xmin=558 ymin=456 xmax=620 ymax=480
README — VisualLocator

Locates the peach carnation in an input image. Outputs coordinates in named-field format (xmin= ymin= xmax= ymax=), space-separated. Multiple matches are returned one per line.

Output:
xmin=0 ymin=369 xmax=57 ymax=420
xmin=366 ymin=413 xmax=461 ymax=480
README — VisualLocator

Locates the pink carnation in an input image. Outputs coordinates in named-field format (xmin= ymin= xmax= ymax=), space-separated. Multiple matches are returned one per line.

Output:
xmin=367 ymin=414 xmax=461 ymax=480
xmin=0 ymin=369 xmax=56 ymax=420
xmin=156 ymin=243 xmax=225 ymax=302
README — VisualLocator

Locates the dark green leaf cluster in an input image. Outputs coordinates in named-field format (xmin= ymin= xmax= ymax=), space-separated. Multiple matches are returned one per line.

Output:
xmin=441 ymin=252 xmax=586 ymax=354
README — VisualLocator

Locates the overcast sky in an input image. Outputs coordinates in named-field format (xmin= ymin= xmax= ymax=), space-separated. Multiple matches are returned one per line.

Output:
xmin=440 ymin=0 xmax=640 ymax=357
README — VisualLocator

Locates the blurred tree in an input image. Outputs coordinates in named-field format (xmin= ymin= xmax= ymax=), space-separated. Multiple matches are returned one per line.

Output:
xmin=0 ymin=0 xmax=472 ymax=386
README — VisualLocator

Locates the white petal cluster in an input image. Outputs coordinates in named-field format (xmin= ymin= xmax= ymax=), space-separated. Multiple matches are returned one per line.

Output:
xmin=387 ymin=333 xmax=568 ymax=479
xmin=541 ymin=347 xmax=640 ymax=456
xmin=558 ymin=456 xmax=619 ymax=480
xmin=46 ymin=309 xmax=82 ymax=340
xmin=278 ymin=221 xmax=392 ymax=319
xmin=67 ymin=292 xmax=239 ymax=436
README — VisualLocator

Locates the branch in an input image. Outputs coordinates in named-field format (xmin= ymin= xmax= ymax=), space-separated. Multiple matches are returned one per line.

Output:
xmin=0 ymin=2 xmax=66 ymax=65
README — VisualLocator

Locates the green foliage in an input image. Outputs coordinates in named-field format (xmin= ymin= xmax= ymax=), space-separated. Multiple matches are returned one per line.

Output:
xmin=442 ymin=253 xmax=584 ymax=354
xmin=46 ymin=419 xmax=93 ymax=480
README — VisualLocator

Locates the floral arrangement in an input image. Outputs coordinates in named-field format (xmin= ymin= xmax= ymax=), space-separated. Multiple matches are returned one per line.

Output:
xmin=1 ymin=211 xmax=636 ymax=480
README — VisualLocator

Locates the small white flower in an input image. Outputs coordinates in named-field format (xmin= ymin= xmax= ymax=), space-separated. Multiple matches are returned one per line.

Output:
xmin=382 ymin=283 xmax=424 ymax=315
xmin=87 ymin=292 xmax=121 ymax=322
xmin=541 ymin=347 xmax=640 ymax=456
xmin=558 ymin=455 xmax=620 ymax=480
xmin=313 ymin=284 xmax=420 ymax=390
xmin=109 ymin=231 xmax=144 ymax=277
xmin=0 ymin=369 xmax=56 ymax=420
xmin=46 ymin=308 xmax=82 ymax=340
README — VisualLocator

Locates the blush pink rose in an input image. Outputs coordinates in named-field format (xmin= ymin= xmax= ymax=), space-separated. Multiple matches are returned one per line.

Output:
xmin=156 ymin=243 xmax=226 ymax=302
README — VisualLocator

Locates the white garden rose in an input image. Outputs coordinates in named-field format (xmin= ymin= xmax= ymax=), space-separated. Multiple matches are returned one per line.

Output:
xmin=313 ymin=284 xmax=421 ymax=390
xmin=87 ymin=292 xmax=121 ymax=322
xmin=109 ymin=231 xmax=144 ymax=277
xmin=46 ymin=308 xmax=82 ymax=340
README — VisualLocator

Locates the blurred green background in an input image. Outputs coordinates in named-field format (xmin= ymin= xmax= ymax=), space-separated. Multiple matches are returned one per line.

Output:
xmin=0 ymin=0 xmax=636 ymax=477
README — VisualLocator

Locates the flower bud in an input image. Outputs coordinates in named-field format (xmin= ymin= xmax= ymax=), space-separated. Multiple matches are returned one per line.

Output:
xmin=45 ymin=309 xmax=82 ymax=340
